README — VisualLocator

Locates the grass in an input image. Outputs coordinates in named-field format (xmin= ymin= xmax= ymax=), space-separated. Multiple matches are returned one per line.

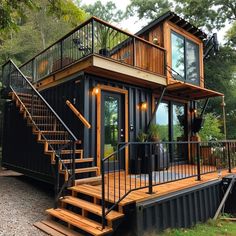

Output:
xmin=147 ymin=219 xmax=236 ymax=236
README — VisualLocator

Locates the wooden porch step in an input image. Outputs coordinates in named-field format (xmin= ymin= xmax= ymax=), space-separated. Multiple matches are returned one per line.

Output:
xmin=61 ymin=196 xmax=124 ymax=221
xmin=39 ymin=130 xmax=68 ymax=134
xmin=75 ymin=176 xmax=102 ymax=185
xmin=46 ymin=208 xmax=112 ymax=236
xmin=46 ymin=149 xmax=83 ymax=155
xmin=61 ymin=158 xmax=93 ymax=164
xmin=28 ymin=121 xmax=61 ymax=126
xmin=70 ymin=185 xmax=134 ymax=206
xmin=74 ymin=167 xmax=98 ymax=174
xmin=34 ymin=220 xmax=82 ymax=236
xmin=61 ymin=167 xmax=98 ymax=174
xmin=39 ymin=140 xmax=71 ymax=144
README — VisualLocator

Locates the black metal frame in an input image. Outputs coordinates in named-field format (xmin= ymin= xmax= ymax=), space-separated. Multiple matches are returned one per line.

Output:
xmin=100 ymin=140 xmax=236 ymax=229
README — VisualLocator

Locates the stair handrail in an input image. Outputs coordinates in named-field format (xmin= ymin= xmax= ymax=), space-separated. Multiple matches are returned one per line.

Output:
xmin=3 ymin=59 xmax=78 ymax=142
xmin=66 ymin=100 xmax=91 ymax=129
xmin=3 ymin=59 xmax=78 ymax=207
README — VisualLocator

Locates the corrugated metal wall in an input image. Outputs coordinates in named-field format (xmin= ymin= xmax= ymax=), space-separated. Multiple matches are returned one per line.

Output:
xmin=135 ymin=180 xmax=222 ymax=236
xmin=41 ymin=73 xmax=84 ymax=142
xmin=2 ymin=101 xmax=53 ymax=183
xmin=83 ymin=73 xmax=152 ymax=161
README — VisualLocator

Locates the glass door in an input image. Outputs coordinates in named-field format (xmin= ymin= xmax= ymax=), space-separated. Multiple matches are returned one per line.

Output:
xmin=155 ymin=100 xmax=187 ymax=162
xmin=172 ymin=103 xmax=187 ymax=161
xmin=101 ymin=91 xmax=125 ymax=171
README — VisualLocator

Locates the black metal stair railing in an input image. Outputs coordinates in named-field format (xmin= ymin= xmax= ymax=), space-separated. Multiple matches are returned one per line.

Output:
xmin=100 ymin=140 xmax=236 ymax=229
xmin=2 ymin=59 xmax=78 ymax=206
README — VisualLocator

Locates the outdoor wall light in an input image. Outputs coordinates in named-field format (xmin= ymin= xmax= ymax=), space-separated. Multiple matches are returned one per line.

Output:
xmin=92 ymin=87 xmax=99 ymax=95
xmin=190 ymin=108 xmax=197 ymax=114
xmin=153 ymin=36 xmax=159 ymax=45
xmin=139 ymin=101 xmax=148 ymax=110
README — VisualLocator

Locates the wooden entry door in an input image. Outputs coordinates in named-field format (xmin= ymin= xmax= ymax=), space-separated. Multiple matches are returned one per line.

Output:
xmin=101 ymin=91 xmax=125 ymax=171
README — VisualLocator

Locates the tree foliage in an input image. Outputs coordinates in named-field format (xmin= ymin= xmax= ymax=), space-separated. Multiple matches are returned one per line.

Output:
xmin=0 ymin=0 xmax=86 ymax=32
xmin=0 ymin=0 xmax=87 ymax=66
xmin=126 ymin=0 xmax=236 ymax=31
xmin=82 ymin=0 xmax=124 ymax=23
xmin=199 ymin=113 xmax=224 ymax=141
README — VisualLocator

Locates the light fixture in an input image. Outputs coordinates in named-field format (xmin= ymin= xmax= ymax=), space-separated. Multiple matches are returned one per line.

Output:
xmin=153 ymin=36 xmax=159 ymax=45
xmin=92 ymin=87 xmax=99 ymax=95
xmin=190 ymin=108 xmax=197 ymax=114
xmin=139 ymin=101 xmax=148 ymax=110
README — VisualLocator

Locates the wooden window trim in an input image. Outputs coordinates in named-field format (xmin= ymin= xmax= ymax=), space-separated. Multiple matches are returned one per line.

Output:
xmin=164 ymin=21 xmax=204 ymax=87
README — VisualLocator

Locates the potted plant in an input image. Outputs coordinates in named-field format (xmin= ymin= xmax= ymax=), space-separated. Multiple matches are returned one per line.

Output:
xmin=147 ymin=124 xmax=169 ymax=171
xmin=131 ymin=131 xmax=147 ymax=174
xmin=147 ymin=124 xmax=160 ymax=142
xmin=96 ymin=24 xmax=111 ymax=57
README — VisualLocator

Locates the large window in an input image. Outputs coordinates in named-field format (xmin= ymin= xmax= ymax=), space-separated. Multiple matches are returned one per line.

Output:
xmin=171 ymin=31 xmax=200 ymax=85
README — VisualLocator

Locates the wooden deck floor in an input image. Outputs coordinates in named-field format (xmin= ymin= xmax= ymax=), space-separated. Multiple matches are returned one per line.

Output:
xmin=101 ymin=167 xmax=236 ymax=206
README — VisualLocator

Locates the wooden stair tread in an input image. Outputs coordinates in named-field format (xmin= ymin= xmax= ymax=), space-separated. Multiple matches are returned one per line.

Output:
xmin=34 ymin=221 xmax=64 ymax=236
xmin=74 ymin=167 xmax=98 ymax=174
xmin=61 ymin=196 xmax=124 ymax=221
xmin=70 ymin=185 xmax=134 ymax=206
xmin=46 ymin=208 xmax=112 ymax=236
xmin=38 ymin=131 xmax=68 ymax=134
xmin=40 ymin=219 xmax=82 ymax=236
xmin=61 ymin=158 xmax=93 ymax=164
xmin=40 ymin=140 xmax=71 ymax=144
xmin=34 ymin=220 xmax=82 ymax=236
xmin=47 ymin=149 xmax=83 ymax=154
xmin=75 ymin=176 xmax=102 ymax=185
xmin=61 ymin=167 xmax=98 ymax=174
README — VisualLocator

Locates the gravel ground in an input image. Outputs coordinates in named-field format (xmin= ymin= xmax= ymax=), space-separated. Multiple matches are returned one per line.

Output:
xmin=0 ymin=168 xmax=54 ymax=236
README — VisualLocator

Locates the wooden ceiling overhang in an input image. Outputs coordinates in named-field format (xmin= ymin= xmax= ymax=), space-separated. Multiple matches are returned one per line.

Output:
xmin=136 ymin=11 xmax=207 ymax=40
xmin=165 ymin=82 xmax=224 ymax=101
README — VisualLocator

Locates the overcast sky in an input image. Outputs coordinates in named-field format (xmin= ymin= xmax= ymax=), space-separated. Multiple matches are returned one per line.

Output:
xmin=80 ymin=0 xmax=229 ymax=43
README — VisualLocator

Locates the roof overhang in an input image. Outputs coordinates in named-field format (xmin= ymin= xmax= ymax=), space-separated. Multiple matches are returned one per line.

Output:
xmin=136 ymin=11 xmax=207 ymax=41
xmin=165 ymin=82 xmax=224 ymax=100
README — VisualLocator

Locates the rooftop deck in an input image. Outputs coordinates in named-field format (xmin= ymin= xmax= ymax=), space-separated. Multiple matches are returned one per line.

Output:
xmin=19 ymin=17 xmax=166 ymax=85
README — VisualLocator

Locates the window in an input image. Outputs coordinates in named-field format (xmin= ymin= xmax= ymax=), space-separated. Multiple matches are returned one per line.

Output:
xmin=155 ymin=102 xmax=169 ymax=141
xmin=171 ymin=31 xmax=200 ymax=85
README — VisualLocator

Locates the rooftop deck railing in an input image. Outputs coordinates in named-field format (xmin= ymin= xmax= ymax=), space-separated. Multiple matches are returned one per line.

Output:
xmin=20 ymin=17 xmax=166 ymax=83
xmin=101 ymin=140 xmax=236 ymax=228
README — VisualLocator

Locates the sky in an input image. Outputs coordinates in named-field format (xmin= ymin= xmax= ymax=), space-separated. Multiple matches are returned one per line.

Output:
xmin=80 ymin=0 xmax=229 ymax=43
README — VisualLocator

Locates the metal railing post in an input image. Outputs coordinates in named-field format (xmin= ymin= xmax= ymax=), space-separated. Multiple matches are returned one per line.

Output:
xmin=54 ymin=155 xmax=60 ymax=209
xmin=91 ymin=19 xmax=95 ymax=54
xmin=196 ymin=142 xmax=201 ymax=181
xmin=148 ymin=143 xmax=154 ymax=194
xmin=227 ymin=142 xmax=232 ymax=173
xmin=133 ymin=37 xmax=136 ymax=66
xmin=101 ymin=159 xmax=106 ymax=229
xmin=72 ymin=141 xmax=76 ymax=184
xmin=60 ymin=41 xmax=63 ymax=69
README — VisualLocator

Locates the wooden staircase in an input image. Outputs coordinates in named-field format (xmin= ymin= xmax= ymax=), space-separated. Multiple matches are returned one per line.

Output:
xmin=12 ymin=93 xmax=125 ymax=235
xmin=12 ymin=92 xmax=99 ymax=183
xmin=3 ymin=60 xmax=125 ymax=236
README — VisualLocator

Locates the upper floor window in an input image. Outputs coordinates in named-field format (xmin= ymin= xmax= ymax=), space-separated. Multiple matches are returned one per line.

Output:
xmin=171 ymin=31 xmax=200 ymax=85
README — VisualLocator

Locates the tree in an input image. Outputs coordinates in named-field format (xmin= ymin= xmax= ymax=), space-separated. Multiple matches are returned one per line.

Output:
xmin=0 ymin=0 xmax=86 ymax=32
xmin=199 ymin=113 xmax=224 ymax=141
xmin=226 ymin=22 xmax=236 ymax=47
xmin=126 ymin=0 xmax=173 ymax=22
xmin=82 ymin=0 xmax=124 ymax=23
xmin=126 ymin=0 xmax=236 ymax=31
xmin=0 ymin=0 xmax=87 ymax=66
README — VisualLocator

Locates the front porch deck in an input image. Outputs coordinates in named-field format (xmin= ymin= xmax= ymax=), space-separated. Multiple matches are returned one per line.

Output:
xmin=71 ymin=167 xmax=236 ymax=208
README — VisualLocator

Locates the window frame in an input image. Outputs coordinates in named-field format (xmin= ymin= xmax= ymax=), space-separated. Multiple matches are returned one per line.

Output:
xmin=171 ymin=30 xmax=200 ymax=86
